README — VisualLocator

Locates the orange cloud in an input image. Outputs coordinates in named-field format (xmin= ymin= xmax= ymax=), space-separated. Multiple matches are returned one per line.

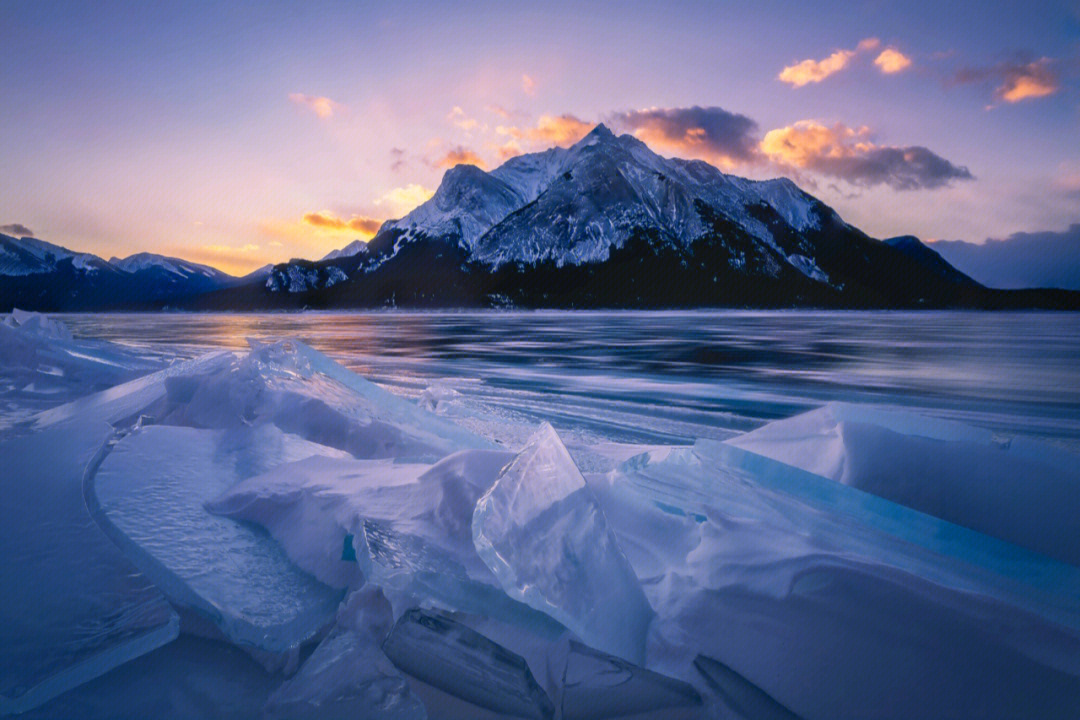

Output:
xmin=521 ymin=73 xmax=537 ymax=95
xmin=497 ymin=114 xmax=592 ymax=147
xmin=288 ymin=93 xmax=342 ymax=119
xmin=435 ymin=146 xmax=487 ymax=169
xmin=494 ymin=140 xmax=523 ymax=160
xmin=874 ymin=47 xmax=913 ymax=74
xmin=998 ymin=59 xmax=1059 ymax=102
xmin=372 ymin=184 xmax=435 ymax=217
xmin=778 ymin=37 xmax=880 ymax=87
xmin=955 ymin=56 xmax=1061 ymax=104
xmin=302 ymin=212 xmax=382 ymax=236
xmin=448 ymin=106 xmax=481 ymax=131
xmin=760 ymin=120 xmax=972 ymax=189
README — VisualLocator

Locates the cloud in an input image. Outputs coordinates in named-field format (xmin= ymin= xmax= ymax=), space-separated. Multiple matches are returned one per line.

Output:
xmin=497 ymin=113 xmax=592 ymax=147
xmin=954 ymin=56 xmax=1061 ymax=103
xmin=181 ymin=244 xmax=263 ymax=275
xmin=288 ymin=93 xmax=342 ymax=118
xmin=930 ymin=224 xmax=1080 ymax=289
xmin=447 ymin=106 xmax=481 ymax=131
xmin=608 ymin=106 xmax=760 ymax=167
xmin=434 ymin=146 xmax=487 ymax=169
xmin=521 ymin=73 xmax=537 ymax=95
xmin=390 ymin=147 xmax=407 ymax=172
xmin=302 ymin=212 xmax=382 ymax=237
xmin=760 ymin=121 xmax=973 ymax=190
xmin=0 ymin=223 xmax=34 ymax=236
xmin=874 ymin=48 xmax=913 ymax=74
xmin=494 ymin=140 xmax=524 ymax=161
xmin=373 ymin=183 xmax=435 ymax=217
xmin=778 ymin=38 xmax=880 ymax=87
xmin=485 ymin=104 xmax=526 ymax=120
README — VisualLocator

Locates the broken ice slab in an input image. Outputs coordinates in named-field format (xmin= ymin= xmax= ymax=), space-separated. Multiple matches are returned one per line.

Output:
xmin=210 ymin=449 xmax=567 ymax=640
xmin=382 ymin=608 xmax=554 ymax=720
xmin=554 ymin=640 xmax=702 ymax=720
xmin=239 ymin=338 xmax=496 ymax=461
xmin=726 ymin=402 xmax=1080 ymax=565
xmin=472 ymin=423 xmax=653 ymax=664
xmin=86 ymin=424 xmax=345 ymax=655
xmin=693 ymin=656 xmax=800 ymax=720
xmin=0 ymin=423 xmax=178 ymax=715
xmin=618 ymin=440 xmax=1080 ymax=719
xmin=264 ymin=628 xmax=427 ymax=720
xmin=0 ymin=310 xmax=165 ymax=428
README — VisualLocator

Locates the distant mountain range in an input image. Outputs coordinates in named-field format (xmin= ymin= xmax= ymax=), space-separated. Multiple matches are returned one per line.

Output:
xmin=3 ymin=125 xmax=1078 ymax=311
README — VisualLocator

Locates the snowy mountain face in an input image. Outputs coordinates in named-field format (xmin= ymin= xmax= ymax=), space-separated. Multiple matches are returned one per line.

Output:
xmin=0 ymin=235 xmax=242 ymax=311
xmin=377 ymin=124 xmax=825 ymax=271
xmin=0 ymin=234 xmax=112 ymax=276
xmin=321 ymin=240 xmax=370 ymax=262
xmin=109 ymin=253 xmax=233 ymax=284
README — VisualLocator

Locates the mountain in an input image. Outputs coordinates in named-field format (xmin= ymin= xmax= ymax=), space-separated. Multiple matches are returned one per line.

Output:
xmin=883 ymin=236 xmax=978 ymax=286
xmin=0 ymin=234 xmax=243 ymax=311
xmin=321 ymin=240 xmax=369 ymax=261
xmin=5 ymin=126 xmax=1079 ymax=310
xmin=209 ymin=123 xmax=1072 ymax=309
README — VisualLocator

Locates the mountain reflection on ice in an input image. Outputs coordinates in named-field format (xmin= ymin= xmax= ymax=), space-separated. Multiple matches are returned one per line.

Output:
xmin=56 ymin=310 xmax=1080 ymax=451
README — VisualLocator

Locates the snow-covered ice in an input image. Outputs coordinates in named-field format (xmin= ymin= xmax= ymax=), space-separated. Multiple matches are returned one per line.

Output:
xmin=606 ymin=439 xmax=1080 ymax=719
xmin=727 ymin=401 xmax=1080 ymax=565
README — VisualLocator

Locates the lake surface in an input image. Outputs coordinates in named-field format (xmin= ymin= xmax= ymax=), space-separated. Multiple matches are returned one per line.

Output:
xmin=58 ymin=310 xmax=1080 ymax=451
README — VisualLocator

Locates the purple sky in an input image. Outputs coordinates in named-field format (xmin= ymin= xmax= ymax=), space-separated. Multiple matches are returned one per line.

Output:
xmin=2 ymin=1 xmax=1077 ymax=274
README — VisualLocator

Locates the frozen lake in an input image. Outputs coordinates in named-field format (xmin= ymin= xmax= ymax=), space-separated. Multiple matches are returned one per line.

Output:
xmin=56 ymin=309 xmax=1080 ymax=450
xmin=6 ymin=308 xmax=1080 ymax=719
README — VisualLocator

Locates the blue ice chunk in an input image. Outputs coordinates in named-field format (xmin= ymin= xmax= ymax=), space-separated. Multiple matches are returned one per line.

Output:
xmin=473 ymin=423 xmax=653 ymax=664
xmin=555 ymin=640 xmax=702 ymax=720
xmin=86 ymin=424 xmax=344 ymax=655
xmin=382 ymin=608 xmax=554 ymax=720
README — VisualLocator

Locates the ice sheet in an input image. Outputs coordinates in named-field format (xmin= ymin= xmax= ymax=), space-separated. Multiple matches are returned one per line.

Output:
xmin=472 ymin=423 xmax=653 ymax=664
xmin=726 ymin=402 xmax=1080 ymax=565
xmin=87 ymin=424 xmax=345 ymax=655
xmin=0 ymin=424 xmax=178 ymax=715
xmin=608 ymin=440 xmax=1080 ymax=719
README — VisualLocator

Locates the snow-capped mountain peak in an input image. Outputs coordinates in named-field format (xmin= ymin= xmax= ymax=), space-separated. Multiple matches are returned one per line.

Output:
xmin=370 ymin=123 xmax=828 ymax=272
xmin=110 ymin=252 xmax=228 ymax=281
xmin=321 ymin=240 xmax=369 ymax=261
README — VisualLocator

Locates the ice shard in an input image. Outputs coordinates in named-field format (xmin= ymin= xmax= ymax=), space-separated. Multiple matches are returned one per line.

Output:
xmin=554 ymin=640 xmax=702 ymax=720
xmin=472 ymin=423 xmax=653 ymax=664
xmin=264 ymin=629 xmax=427 ymax=720
xmin=87 ymin=424 xmax=345 ymax=655
xmin=381 ymin=609 xmax=554 ymax=720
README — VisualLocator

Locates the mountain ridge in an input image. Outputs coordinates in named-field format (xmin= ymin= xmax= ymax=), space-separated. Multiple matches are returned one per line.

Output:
xmin=4 ymin=125 xmax=1079 ymax=310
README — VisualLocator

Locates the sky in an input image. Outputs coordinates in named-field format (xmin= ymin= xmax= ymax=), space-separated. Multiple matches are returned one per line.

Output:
xmin=1 ymin=1 xmax=1078 ymax=275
